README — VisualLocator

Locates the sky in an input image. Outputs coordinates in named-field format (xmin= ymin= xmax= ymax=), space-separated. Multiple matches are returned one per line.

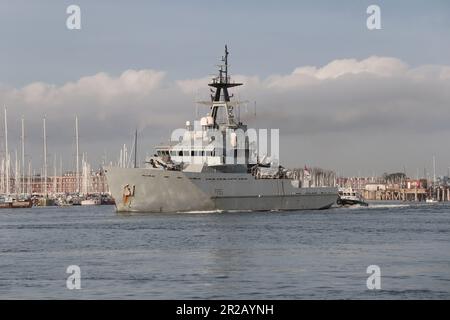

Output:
xmin=1 ymin=0 xmax=450 ymax=177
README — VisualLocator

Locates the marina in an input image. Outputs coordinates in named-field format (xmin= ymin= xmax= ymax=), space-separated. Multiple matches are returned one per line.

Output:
xmin=0 ymin=108 xmax=112 ymax=208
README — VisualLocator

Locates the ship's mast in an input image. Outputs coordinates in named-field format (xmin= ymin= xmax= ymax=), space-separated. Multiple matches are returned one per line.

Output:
xmin=209 ymin=45 xmax=242 ymax=102
xmin=208 ymin=45 xmax=242 ymax=125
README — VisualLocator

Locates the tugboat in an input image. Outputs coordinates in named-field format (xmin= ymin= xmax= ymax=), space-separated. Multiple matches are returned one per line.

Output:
xmin=104 ymin=46 xmax=338 ymax=213
xmin=337 ymin=187 xmax=369 ymax=207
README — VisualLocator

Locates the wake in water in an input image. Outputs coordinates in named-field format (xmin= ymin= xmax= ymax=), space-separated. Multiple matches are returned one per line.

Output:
xmin=332 ymin=202 xmax=412 ymax=210
xmin=365 ymin=203 xmax=411 ymax=209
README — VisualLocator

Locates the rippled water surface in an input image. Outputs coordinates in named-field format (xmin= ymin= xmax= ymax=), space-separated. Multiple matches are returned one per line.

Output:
xmin=0 ymin=202 xmax=449 ymax=299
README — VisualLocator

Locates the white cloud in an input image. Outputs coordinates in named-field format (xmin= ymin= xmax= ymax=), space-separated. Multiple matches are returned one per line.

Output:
xmin=177 ymin=76 xmax=211 ymax=95
xmin=302 ymin=56 xmax=408 ymax=79
xmin=265 ymin=56 xmax=409 ymax=89
xmin=12 ymin=69 xmax=165 ymax=107
xmin=1 ymin=56 xmax=449 ymax=173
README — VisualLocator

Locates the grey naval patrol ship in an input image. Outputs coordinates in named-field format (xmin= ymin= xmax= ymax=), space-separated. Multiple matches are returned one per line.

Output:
xmin=104 ymin=47 xmax=338 ymax=212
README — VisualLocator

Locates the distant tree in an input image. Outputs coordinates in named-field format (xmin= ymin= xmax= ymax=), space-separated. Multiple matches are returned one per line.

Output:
xmin=384 ymin=172 xmax=407 ymax=184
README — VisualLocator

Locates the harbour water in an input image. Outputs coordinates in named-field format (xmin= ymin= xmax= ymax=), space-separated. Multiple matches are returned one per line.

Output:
xmin=0 ymin=203 xmax=449 ymax=299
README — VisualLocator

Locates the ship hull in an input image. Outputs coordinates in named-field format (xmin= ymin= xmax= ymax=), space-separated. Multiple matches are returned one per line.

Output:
xmin=104 ymin=166 xmax=338 ymax=213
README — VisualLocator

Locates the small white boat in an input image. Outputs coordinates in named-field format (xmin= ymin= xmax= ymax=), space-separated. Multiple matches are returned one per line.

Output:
xmin=337 ymin=187 xmax=369 ymax=207
xmin=426 ymin=198 xmax=438 ymax=203
xmin=81 ymin=198 xmax=101 ymax=206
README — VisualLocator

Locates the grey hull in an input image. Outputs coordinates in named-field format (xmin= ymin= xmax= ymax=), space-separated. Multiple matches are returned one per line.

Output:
xmin=104 ymin=166 xmax=338 ymax=213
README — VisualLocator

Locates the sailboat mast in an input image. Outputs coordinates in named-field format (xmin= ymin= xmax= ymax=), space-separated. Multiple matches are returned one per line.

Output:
xmin=433 ymin=155 xmax=436 ymax=187
xmin=27 ymin=160 xmax=31 ymax=194
xmin=75 ymin=116 xmax=79 ymax=193
xmin=53 ymin=154 xmax=57 ymax=194
xmin=21 ymin=116 xmax=25 ymax=194
xmin=4 ymin=107 xmax=9 ymax=195
xmin=43 ymin=117 xmax=47 ymax=197
xmin=14 ymin=150 xmax=18 ymax=195
xmin=134 ymin=129 xmax=138 ymax=168
xmin=60 ymin=155 xmax=63 ymax=193
xmin=81 ymin=152 xmax=85 ymax=195
xmin=0 ymin=159 xmax=3 ymax=194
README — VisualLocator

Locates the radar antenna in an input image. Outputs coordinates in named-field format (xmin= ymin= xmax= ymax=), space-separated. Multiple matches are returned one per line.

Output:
xmin=209 ymin=45 xmax=242 ymax=102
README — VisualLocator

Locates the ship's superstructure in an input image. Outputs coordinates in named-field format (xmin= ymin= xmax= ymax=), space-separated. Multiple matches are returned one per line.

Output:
xmin=104 ymin=47 xmax=338 ymax=212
